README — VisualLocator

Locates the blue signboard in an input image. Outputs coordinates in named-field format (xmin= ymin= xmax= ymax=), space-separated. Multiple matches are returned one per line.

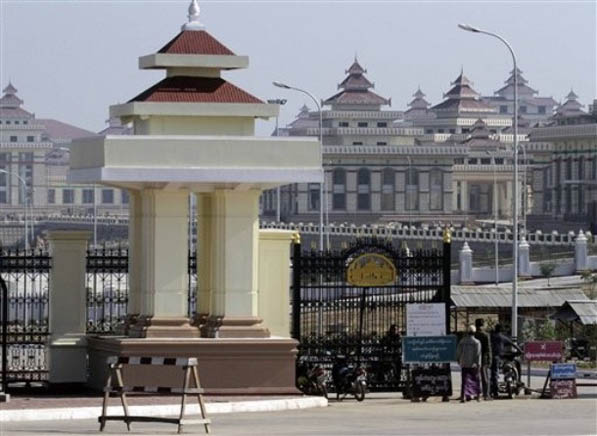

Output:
xmin=402 ymin=335 xmax=457 ymax=363
xmin=551 ymin=363 xmax=577 ymax=380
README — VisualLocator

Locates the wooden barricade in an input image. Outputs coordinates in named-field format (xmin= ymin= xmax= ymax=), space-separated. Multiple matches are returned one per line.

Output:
xmin=99 ymin=356 xmax=210 ymax=434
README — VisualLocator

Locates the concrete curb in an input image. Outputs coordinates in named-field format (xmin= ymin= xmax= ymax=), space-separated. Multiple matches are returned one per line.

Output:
xmin=0 ymin=396 xmax=328 ymax=422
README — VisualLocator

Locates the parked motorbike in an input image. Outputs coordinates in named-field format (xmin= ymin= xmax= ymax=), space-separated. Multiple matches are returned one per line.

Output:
xmin=331 ymin=353 xmax=367 ymax=401
xmin=296 ymin=361 xmax=328 ymax=398
xmin=499 ymin=350 xmax=524 ymax=399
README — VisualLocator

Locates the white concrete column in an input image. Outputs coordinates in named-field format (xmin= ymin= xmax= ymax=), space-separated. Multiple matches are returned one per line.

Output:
xmin=195 ymin=192 xmax=214 ymax=325
xmin=258 ymin=229 xmax=294 ymax=337
xmin=459 ymin=242 xmax=473 ymax=285
xmin=518 ymin=237 xmax=531 ymax=278
xmin=202 ymin=189 xmax=269 ymax=338
xmin=505 ymin=181 xmax=513 ymax=217
xmin=47 ymin=230 xmax=90 ymax=384
xmin=129 ymin=188 xmax=197 ymax=337
xmin=575 ymin=230 xmax=588 ymax=272
xmin=461 ymin=181 xmax=469 ymax=213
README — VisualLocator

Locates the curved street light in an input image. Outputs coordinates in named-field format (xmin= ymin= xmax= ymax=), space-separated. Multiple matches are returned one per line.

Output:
xmin=273 ymin=81 xmax=326 ymax=250
xmin=0 ymin=169 xmax=30 ymax=250
xmin=458 ymin=23 xmax=519 ymax=340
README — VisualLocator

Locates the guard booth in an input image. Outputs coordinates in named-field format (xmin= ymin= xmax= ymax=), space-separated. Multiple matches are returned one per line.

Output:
xmin=291 ymin=232 xmax=451 ymax=391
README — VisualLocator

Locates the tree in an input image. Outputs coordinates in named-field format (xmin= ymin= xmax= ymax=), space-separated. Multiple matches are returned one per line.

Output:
xmin=540 ymin=263 xmax=556 ymax=286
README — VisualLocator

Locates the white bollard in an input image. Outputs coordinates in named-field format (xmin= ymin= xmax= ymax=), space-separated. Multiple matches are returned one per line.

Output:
xmin=459 ymin=242 xmax=474 ymax=285
xmin=575 ymin=230 xmax=588 ymax=272
xmin=518 ymin=237 xmax=531 ymax=278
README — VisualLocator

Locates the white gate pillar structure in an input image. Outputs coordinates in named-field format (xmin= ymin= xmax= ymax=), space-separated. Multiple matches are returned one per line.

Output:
xmin=459 ymin=242 xmax=474 ymax=285
xmin=575 ymin=230 xmax=588 ymax=272
xmin=518 ymin=237 xmax=531 ymax=278
xmin=47 ymin=230 xmax=91 ymax=384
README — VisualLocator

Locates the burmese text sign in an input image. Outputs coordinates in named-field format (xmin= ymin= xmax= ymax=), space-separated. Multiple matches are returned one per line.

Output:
xmin=549 ymin=379 xmax=577 ymax=399
xmin=403 ymin=336 xmax=457 ymax=363
xmin=406 ymin=303 xmax=446 ymax=337
xmin=524 ymin=341 xmax=563 ymax=362
xmin=550 ymin=363 xmax=577 ymax=380
xmin=410 ymin=365 xmax=452 ymax=398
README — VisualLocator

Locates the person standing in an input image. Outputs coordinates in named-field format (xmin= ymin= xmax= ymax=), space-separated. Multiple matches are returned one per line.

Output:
xmin=456 ymin=325 xmax=482 ymax=403
xmin=474 ymin=318 xmax=492 ymax=400
xmin=490 ymin=323 xmax=523 ymax=398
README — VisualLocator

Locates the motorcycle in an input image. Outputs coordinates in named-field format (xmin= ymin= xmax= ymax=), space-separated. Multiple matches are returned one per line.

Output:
xmin=331 ymin=353 xmax=367 ymax=402
xmin=296 ymin=361 xmax=328 ymax=398
xmin=499 ymin=350 xmax=524 ymax=399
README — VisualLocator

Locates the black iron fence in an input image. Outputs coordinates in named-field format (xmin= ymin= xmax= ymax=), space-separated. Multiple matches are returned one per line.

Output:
xmin=0 ymin=248 xmax=51 ymax=389
xmin=292 ymin=237 xmax=451 ymax=391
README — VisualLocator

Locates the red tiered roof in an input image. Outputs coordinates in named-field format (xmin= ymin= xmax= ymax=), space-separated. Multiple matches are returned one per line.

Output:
xmin=158 ymin=30 xmax=235 ymax=56
xmin=128 ymin=77 xmax=263 ymax=104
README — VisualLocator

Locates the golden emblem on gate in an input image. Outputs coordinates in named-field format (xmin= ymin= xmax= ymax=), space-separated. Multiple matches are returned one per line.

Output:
xmin=346 ymin=253 xmax=397 ymax=287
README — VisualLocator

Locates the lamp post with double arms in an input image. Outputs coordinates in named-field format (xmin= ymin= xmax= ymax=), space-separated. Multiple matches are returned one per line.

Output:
xmin=273 ymin=81 xmax=325 ymax=250
xmin=267 ymin=98 xmax=288 ymax=223
xmin=458 ymin=23 xmax=519 ymax=340
xmin=0 ymin=169 xmax=30 ymax=250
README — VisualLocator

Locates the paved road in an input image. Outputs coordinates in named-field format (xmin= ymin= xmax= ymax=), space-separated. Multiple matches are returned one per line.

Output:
xmin=2 ymin=389 xmax=596 ymax=436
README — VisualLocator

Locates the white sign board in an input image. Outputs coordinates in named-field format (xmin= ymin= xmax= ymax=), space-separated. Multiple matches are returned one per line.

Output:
xmin=406 ymin=303 xmax=446 ymax=337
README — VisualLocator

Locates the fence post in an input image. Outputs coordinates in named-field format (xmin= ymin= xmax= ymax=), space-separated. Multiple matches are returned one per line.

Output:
xmin=0 ymin=273 xmax=8 ymax=401
xmin=443 ymin=228 xmax=452 ymax=334
xmin=47 ymin=230 xmax=91 ymax=385
xmin=518 ymin=237 xmax=531 ymax=278
xmin=459 ymin=242 xmax=474 ymax=285
xmin=291 ymin=234 xmax=301 ymax=342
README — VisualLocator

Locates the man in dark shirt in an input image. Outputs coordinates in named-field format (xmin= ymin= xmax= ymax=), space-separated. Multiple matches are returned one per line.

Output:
xmin=490 ymin=323 xmax=522 ymax=398
xmin=474 ymin=318 xmax=492 ymax=400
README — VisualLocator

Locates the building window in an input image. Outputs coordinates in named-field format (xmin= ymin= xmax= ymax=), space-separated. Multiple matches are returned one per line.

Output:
xmin=339 ymin=121 xmax=349 ymax=127
xmin=381 ymin=168 xmax=395 ymax=211
xmin=6 ymin=121 xmax=11 ymax=125
xmin=593 ymin=156 xmax=597 ymax=180
xmin=63 ymin=189 xmax=74 ymax=204
xmin=102 ymin=189 xmax=114 ymax=204
xmin=538 ymin=106 xmax=546 ymax=114
xmin=377 ymin=122 xmax=387 ymax=128
xmin=579 ymin=156 xmax=584 ymax=180
xmin=500 ymin=105 xmax=508 ymax=114
xmin=438 ymin=129 xmax=445 ymax=133
xmin=566 ymin=158 xmax=572 ymax=180
xmin=357 ymin=168 xmax=370 ymax=210
xmin=47 ymin=189 xmax=55 ymax=204
xmin=462 ymin=128 xmax=470 ymax=133
xmin=425 ymin=129 xmax=433 ymax=134
xmin=405 ymin=168 xmax=419 ymax=211
xmin=352 ymin=142 xmax=363 ymax=146
xmin=332 ymin=168 xmax=346 ymax=210
xmin=357 ymin=122 xmax=368 ymax=128
xmin=449 ymin=129 xmax=456 ymax=134
xmin=23 ymin=120 xmax=28 ymax=125
xmin=121 ymin=190 xmax=129 ymax=204
xmin=429 ymin=169 xmax=444 ymax=210
xmin=27 ymin=136 xmax=34 ymax=142
xmin=520 ymin=106 xmax=527 ymax=114
xmin=15 ymin=121 xmax=20 ymax=125
xmin=82 ymin=189 xmax=94 ymax=204
xmin=376 ymin=142 xmax=387 ymax=146
xmin=10 ymin=136 xmax=17 ymax=142
xmin=308 ymin=183 xmax=320 ymax=211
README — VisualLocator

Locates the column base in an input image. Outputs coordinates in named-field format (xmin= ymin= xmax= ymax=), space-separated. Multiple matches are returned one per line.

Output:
xmin=128 ymin=316 xmax=199 ymax=338
xmin=86 ymin=335 xmax=299 ymax=394
xmin=49 ymin=334 xmax=88 ymax=384
xmin=200 ymin=316 xmax=270 ymax=338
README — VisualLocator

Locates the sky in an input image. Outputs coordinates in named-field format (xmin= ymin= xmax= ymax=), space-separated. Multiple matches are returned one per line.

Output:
xmin=1 ymin=0 xmax=596 ymax=136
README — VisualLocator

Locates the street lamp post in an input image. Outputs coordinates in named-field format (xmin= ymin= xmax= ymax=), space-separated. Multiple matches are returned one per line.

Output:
xmin=487 ymin=151 xmax=500 ymax=285
xmin=0 ymin=169 xmax=30 ymax=250
xmin=459 ymin=23 xmax=519 ymax=340
xmin=273 ymin=81 xmax=326 ymax=251
xmin=267 ymin=98 xmax=287 ymax=223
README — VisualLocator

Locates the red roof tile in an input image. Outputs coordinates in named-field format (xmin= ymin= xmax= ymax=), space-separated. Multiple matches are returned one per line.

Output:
xmin=128 ymin=77 xmax=263 ymax=104
xmin=158 ymin=31 xmax=235 ymax=56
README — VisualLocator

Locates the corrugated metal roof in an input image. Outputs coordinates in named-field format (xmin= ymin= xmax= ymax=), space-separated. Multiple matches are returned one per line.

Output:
xmin=553 ymin=300 xmax=597 ymax=325
xmin=451 ymin=286 xmax=588 ymax=308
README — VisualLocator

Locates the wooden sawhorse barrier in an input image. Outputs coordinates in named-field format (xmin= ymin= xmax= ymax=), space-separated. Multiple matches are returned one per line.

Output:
xmin=99 ymin=356 xmax=210 ymax=434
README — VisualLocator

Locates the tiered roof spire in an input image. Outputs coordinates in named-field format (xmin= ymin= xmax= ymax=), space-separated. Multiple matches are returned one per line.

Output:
xmin=431 ymin=69 xmax=495 ymax=115
xmin=0 ymin=81 xmax=24 ymax=108
xmin=555 ymin=88 xmax=585 ymax=117
xmin=408 ymin=87 xmax=430 ymax=109
xmin=494 ymin=67 xmax=538 ymax=97
xmin=324 ymin=57 xmax=390 ymax=108
xmin=182 ymin=0 xmax=204 ymax=31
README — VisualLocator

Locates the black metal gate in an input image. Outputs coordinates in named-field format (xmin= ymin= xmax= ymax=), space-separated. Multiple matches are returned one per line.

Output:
xmin=291 ymin=236 xmax=451 ymax=391
xmin=0 ymin=248 xmax=51 ymax=390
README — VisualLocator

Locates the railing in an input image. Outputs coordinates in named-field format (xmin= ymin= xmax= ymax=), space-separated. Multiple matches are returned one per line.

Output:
xmin=0 ymin=248 xmax=51 ymax=387
xmin=86 ymin=246 xmax=129 ymax=335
